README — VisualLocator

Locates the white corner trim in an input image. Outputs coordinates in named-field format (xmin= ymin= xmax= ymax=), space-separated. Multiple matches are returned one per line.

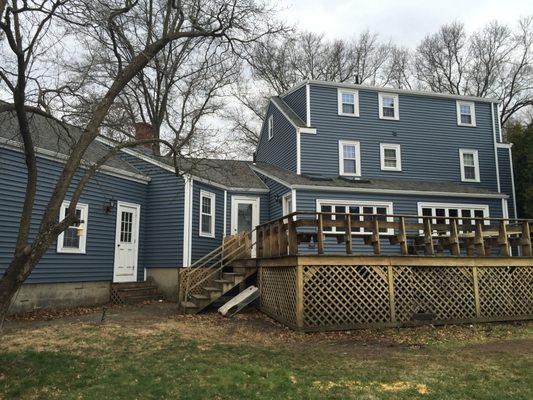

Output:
xmin=291 ymin=189 xmax=297 ymax=213
xmin=491 ymin=105 xmax=502 ymax=194
xmin=296 ymin=130 xmax=301 ymax=175
xmin=306 ymin=83 xmax=311 ymax=127
xmin=223 ymin=190 xmax=227 ymax=237
xmin=497 ymin=104 xmax=503 ymax=143
xmin=508 ymin=147 xmax=518 ymax=219
xmin=182 ymin=175 xmax=192 ymax=267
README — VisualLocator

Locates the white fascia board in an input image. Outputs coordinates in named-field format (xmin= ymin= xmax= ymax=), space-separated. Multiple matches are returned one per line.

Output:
xmin=281 ymin=80 xmax=499 ymax=104
xmin=291 ymin=184 xmax=508 ymax=199
xmin=0 ymin=137 xmax=151 ymax=184
xmin=491 ymin=105 xmax=501 ymax=193
xmin=306 ymin=84 xmax=311 ymax=127
xmin=496 ymin=143 xmax=513 ymax=149
xmin=191 ymin=175 xmax=269 ymax=193
xmin=249 ymin=166 xmax=292 ymax=189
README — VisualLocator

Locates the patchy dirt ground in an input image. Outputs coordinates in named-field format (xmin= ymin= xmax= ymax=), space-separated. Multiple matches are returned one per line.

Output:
xmin=2 ymin=302 xmax=533 ymax=358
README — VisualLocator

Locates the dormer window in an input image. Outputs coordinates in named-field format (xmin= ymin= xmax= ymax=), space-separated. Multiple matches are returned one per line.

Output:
xmin=338 ymin=140 xmax=361 ymax=176
xmin=378 ymin=93 xmax=399 ymax=120
xmin=457 ymin=101 xmax=476 ymax=127
xmin=268 ymin=115 xmax=273 ymax=140
xmin=338 ymin=89 xmax=359 ymax=117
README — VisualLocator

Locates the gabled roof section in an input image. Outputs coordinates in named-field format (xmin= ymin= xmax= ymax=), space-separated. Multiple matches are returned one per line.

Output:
xmin=0 ymin=109 xmax=148 ymax=181
xmin=271 ymin=96 xmax=308 ymax=128
xmin=282 ymin=80 xmax=499 ymax=104
xmin=252 ymin=162 xmax=507 ymax=199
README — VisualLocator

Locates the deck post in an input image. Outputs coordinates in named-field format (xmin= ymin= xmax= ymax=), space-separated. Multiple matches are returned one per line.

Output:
xmin=264 ymin=225 xmax=271 ymax=258
xmin=474 ymin=221 xmax=485 ymax=256
xmin=399 ymin=216 xmax=408 ymax=255
xmin=521 ymin=221 xmax=532 ymax=256
xmin=279 ymin=221 xmax=288 ymax=256
xmin=498 ymin=220 xmax=509 ymax=256
xmin=371 ymin=216 xmax=381 ymax=255
xmin=317 ymin=214 xmax=324 ymax=255
xmin=387 ymin=264 xmax=396 ymax=323
xmin=472 ymin=265 xmax=481 ymax=318
xmin=295 ymin=263 xmax=304 ymax=329
xmin=449 ymin=219 xmax=460 ymax=255
xmin=423 ymin=217 xmax=435 ymax=255
xmin=288 ymin=217 xmax=298 ymax=255
xmin=257 ymin=227 xmax=264 ymax=258
xmin=345 ymin=217 xmax=353 ymax=255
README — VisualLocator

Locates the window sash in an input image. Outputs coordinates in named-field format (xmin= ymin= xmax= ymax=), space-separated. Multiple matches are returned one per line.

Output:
xmin=200 ymin=192 xmax=215 ymax=237
xmin=57 ymin=202 xmax=88 ymax=254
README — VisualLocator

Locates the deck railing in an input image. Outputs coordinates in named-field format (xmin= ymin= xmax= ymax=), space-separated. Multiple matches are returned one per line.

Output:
xmin=256 ymin=212 xmax=533 ymax=257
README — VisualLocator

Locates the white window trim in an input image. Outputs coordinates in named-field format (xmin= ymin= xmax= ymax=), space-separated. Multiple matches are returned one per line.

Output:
xmin=338 ymin=140 xmax=361 ymax=177
xmin=459 ymin=149 xmax=480 ymax=183
xmin=57 ymin=201 xmax=89 ymax=254
xmin=199 ymin=190 xmax=216 ymax=238
xmin=380 ymin=143 xmax=402 ymax=171
xmin=378 ymin=92 xmax=399 ymax=120
xmin=456 ymin=101 xmax=476 ymax=127
xmin=268 ymin=114 xmax=273 ymax=141
xmin=417 ymin=202 xmax=489 ymax=228
xmin=337 ymin=88 xmax=359 ymax=117
xmin=316 ymin=199 xmax=394 ymax=235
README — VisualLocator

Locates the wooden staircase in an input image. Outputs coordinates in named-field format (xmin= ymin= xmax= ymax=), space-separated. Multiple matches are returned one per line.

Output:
xmin=180 ymin=232 xmax=257 ymax=314
xmin=111 ymin=278 xmax=163 ymax=304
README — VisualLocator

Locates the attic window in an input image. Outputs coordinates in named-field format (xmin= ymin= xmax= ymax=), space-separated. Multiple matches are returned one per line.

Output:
xmin=338 ymin=89 xmax=359 ymax=117
xmin=379 ymin=93 xmax=399 ymax=120
xmin=457 ymin=101 xmax=476 ymax=127
xmin=268 ymin=115 xmax=273 ymax=140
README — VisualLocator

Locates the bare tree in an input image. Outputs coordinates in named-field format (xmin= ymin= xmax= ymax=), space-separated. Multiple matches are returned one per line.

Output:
xmin=0 ymin=0 xmax=282 ymax=327
xmin=415 ymin=18 xmax=533 ymax=127
xmin=231 ymin=30 xmax=398 ymax=149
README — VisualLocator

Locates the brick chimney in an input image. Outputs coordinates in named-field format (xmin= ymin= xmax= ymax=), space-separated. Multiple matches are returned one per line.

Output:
xmin=133 ymin=122 xmax=156 ymax=151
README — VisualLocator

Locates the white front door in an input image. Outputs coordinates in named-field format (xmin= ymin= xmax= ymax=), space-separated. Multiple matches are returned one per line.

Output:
xmin=113 ymin=202 xmax=140 ymax=283
xmin=231 ymin=196 xmax=260 ymax=257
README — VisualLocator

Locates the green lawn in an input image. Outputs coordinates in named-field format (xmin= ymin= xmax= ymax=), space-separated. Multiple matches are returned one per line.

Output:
xmin=0 ymin=310 xmax=532 ymax=399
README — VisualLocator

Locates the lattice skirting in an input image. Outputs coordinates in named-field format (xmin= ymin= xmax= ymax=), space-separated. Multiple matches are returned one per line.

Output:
xmin=258 ymin=258 xmax=533 ymax=331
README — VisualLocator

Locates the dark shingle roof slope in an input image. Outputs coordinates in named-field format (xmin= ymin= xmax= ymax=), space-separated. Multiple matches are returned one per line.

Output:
xmin=271 ymin=97 xmax=307 ymax=128
xmin=0 ymin=110 xmax=143 ymax=176
xmin=253 ymin=162 xmax=505 ymax=196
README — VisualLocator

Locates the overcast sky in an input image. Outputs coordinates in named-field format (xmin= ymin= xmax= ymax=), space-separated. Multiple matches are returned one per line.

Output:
xmin=280 ymin=0 xmax=533 ymax=47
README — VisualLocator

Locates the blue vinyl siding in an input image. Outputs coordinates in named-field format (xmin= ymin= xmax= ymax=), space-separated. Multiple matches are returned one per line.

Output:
xmin=252 ymin=173 xmax=291 ymax=221
xmin=191 ymin=181 xmax=225 ymax=263
xmin=498 ymin=147 xmax=516 ymax=218
xmin=294 ymin=189 xmax=503 ymax=255
xmin=119 ymin=154 xmax=184 ymax=268
xmin=300 ymin=84 xmax=499 ymax=191
xmin=282 ymin=85 xmax=307 ymax=124
xmin=256 ymin=103 xmax=298 ymax=172
xmin=0 ymin=147 xmax=148 ymax=283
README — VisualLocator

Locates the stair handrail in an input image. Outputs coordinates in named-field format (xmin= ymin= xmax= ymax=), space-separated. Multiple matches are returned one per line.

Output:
xmin=180 ymin=230 xmax=255 ymax=309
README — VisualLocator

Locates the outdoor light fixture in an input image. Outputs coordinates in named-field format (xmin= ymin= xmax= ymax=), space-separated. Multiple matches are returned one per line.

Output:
xmin=103 ymin=198 xmax=117 ymax=214
xmin=274 ymin=194 xmax=282 ymax=204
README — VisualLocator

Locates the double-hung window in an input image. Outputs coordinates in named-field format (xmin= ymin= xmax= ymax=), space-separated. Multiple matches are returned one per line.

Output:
xmin=337 ymin=89 xmax=359 ymax=116
xmin=57 ymin=201 xmax=88 ymax=254
xmin=456 ymin=101 xmax=476 ymax=126
xmin=338 ymin=140 xmax=361 ymax=177
xmin=380 ymin=143 xmax=402 ymax=171
xmin=459 ymin=149 xmax=480 ymax=182
xmin=268 ymin=115 xmax=273 ymax=140
xmin=378 ymin=93 xmax=399 ymax=120
xmin=200 ymin=191 xmax=215 ymax=238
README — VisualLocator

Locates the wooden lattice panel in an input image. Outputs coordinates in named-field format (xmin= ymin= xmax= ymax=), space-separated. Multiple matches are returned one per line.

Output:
xmin=180 ymin=268 xmax=217 ymax=298
xmin=302 ymin=265 xmax=390 ymax=328
xmin=396 ymin=266 xmax=477 ymax=322
xmin=478 ymin=266 xmax=533 ymax=317
xmin=260 ymin=266 xmax=297 ymax=327
xmin=110 ymin=286 xmax=123 ymax=304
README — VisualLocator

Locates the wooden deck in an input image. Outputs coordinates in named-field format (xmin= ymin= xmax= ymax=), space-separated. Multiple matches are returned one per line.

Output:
xmin=247 ymin=212 xmax=533 ymax=331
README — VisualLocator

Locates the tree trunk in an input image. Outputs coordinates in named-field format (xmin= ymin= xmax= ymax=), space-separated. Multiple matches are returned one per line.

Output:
xmin=0 ymin=253 xmax=32 ymax=331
